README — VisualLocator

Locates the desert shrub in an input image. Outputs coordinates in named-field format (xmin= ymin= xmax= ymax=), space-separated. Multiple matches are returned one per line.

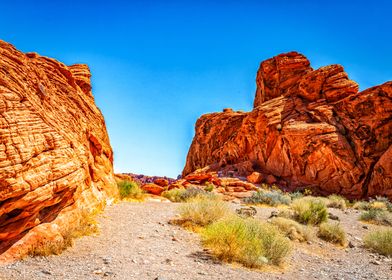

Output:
xmin=364 ymin=229 xmax=392 ymax=256
xmin=180 ymin=187 xmax=215 ymax=201
xmin=162 ymin=188 xmax=187 ymax=202
xmin=204 ymin=183 xmax=214 ymax=192
xmin=117 ymin=180 xmax=144 ymax=200
xmin=244 ymin=190 xmax=291 ymax=206
xmin=291 ymin=197 xmax=328 ymax=225
xmin=327 ymin=195 xmax=347 ymax=210
xmin=359 ymin=209 xmax=392 ymax=226
xmin=317 ymin=222 xmax=347 ymax=246
xmin=28 ymin=209 xmax=99 ymax=256
xmin=289 ymin=191 xmax=304 ymax=200
xmin=202 ymin=216 xmax=291 ymax=267
xmin=352 ymin=201 xmax=370 ymax=211
xmin=353 ymin=198 xmax=392 ymax=212
xmin=163 ymin=187 xmax=216 ymax=203
xmin=176 ymin=197 xmax=230 ymax=228
xmin=376 ymin=197 xmax=392 ymax=212
xmin=269 ymin=217 xmax=313 ymax=242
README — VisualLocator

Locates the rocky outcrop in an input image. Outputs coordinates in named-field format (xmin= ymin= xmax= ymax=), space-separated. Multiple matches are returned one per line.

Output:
xmin=0 ymin=41 xmax=117 ymax=261
xmin=183 ymin=52 xmax=392 ymax=199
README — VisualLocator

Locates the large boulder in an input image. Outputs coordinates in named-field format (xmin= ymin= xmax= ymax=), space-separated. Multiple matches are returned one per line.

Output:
xmin=183 ymin=52 xmax=392 ymax=199
xmin=0 ymin=41 xmax=117 ymax=262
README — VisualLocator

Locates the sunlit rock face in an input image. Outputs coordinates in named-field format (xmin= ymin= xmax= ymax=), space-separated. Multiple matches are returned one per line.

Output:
xmin=0 ymin=40 xmax=117 ymax=262
xmin=183 ymin=51 xmax=392 ymax=199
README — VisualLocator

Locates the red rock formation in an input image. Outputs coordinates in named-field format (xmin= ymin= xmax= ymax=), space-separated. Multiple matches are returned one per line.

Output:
xmin=183 ymin=52 xmax=392 ymax=199
xmin=141 ymin=183 xmax=165 ymax=195
xmin=0 ymin=41 xmax=117 ymax=262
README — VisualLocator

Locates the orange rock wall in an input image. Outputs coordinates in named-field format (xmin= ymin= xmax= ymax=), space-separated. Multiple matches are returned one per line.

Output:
xmin=183 ymin=52 xmax=392 ymax=199
xmin=0 ymin=41 xmax=117 ymax=261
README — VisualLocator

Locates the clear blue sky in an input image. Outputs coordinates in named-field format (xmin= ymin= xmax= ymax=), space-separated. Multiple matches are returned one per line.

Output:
xmin=1 ymin=0 xmax=391 ymax=177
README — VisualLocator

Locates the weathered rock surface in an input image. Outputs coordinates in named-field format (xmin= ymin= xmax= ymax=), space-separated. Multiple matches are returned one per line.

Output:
xmin=183 ymin=52 xmax=392 ymax=199
xmin=0 ymin=41 xmax=117 ymax=262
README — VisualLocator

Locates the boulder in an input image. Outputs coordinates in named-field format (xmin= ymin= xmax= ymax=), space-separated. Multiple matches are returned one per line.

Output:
xmin=141 ymin=183 xmax=165 ymax=195
xmin=154 ymin=178 xmax=169 ymax=187
xmin=247 ymin=172 xmax=263 ymax=184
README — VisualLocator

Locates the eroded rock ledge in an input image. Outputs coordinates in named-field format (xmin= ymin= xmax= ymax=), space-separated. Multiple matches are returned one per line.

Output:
xmin=0 ymin=41 xmax=117 ymax=262
xmin=183 ymin=52 xmax=392 ymax=199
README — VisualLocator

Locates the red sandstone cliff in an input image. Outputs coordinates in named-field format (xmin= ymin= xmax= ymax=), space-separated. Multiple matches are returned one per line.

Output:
xmin=0 ymin=41 xmax=117 ymax=261
xmin=183 ymin=52 xmax=392 ymax=199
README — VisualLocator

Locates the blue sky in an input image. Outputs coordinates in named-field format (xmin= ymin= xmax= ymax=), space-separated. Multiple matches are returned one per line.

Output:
xmin=1 ymin=0 xmax=391 ymax=177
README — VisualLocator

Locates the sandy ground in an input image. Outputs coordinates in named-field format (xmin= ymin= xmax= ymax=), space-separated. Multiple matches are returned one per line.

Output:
xmin=1 ymin=201 xmax=391 ymax=280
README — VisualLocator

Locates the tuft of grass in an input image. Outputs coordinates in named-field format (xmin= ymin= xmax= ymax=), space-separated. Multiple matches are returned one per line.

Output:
xmin=373 ymin=196 xmax=392 ymax=212
xmin=202 ymin=216 xmax=291 ymax=267
xmin=364 ymin=229 xmax=392 ymax=256
xmin=244 ymin=190 xmax=291 ymax=207
xmin=117 ymin=180 xmax=144 ymax=200
xmin=28 ymin=210 xmax=99 ymax=256
xmin=176 ymin=197 xmax=231 ymax=228
xmin=352 ymin=201 xmax=370 ymax=210
xmin=289 ymin=191 xmax=304 ymax=200
xmin=291 ymin=197 xmax=328 ymax=225
xmin=269 ymin=217 xmax=314 ymax=242
xmin=370 ymin=201 xmax=388 ymax=210
xmin=359 ymin=209 xmax=392 ymax=226
xmin=204 ymin=183 xmax=214 ymax=192
xmin=162 ymin=188 xmax=187 ymax=202
xmin=353 ymin=197 xmax=392 ymax=212
xmin=317 ymin=222 xmax=347 ymax=246
xmin=327 ymin=195 xmax=347 ymax=210
xmin=162 ymin=187 xmax=215 ymax=203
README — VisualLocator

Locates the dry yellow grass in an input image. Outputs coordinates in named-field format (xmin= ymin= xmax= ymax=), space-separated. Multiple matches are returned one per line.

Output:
xmin=202 ymin=216 xmax=291 ymax=267
xmin=174 ymin=196 xmax=231 ymax=229
xmin=269 ymin=217 xmax=314 ymax=242
xmin=28 ymin=209 xmax=100 ymax=256
xmin=291 ymin=197 xmax=328 ymax=225
xmin=317 ymin=222 xmax=347 ymax=246
xmin=364 ymin=228 xmax=392 ymax=256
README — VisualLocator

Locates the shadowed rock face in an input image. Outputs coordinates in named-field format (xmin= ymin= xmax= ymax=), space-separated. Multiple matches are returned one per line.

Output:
xmin=0 ymin=41 xmax=117 ymax=261
xmin=183 ymin=52 xmax=392 ymax=199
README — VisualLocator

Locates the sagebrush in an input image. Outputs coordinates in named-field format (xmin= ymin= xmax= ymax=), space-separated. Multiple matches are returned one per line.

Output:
xmin=291 ymin=197 xmax=328 ymax=225
xmin=364 ymin=229 xmax=392 ymax=256
xmin=202 ymin=216 xmax=291 ymax=267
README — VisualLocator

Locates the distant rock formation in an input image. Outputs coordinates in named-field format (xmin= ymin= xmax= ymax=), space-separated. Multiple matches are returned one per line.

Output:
xmin=183 ymin=52 xmax=392 ymax=199
xmin=0 ymin=41 xmax=117 ymax=262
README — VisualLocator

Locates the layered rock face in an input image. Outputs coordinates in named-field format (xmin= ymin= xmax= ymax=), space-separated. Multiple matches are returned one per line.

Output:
xmin=0 ymin=41 xmax=117 ymax=261
xmin=183 ymin=52 xmax=392 ymax=199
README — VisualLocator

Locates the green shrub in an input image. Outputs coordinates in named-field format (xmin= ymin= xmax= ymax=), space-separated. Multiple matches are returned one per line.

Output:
xmin=353 ymin=198 xmax=392 ymax=212
xmin=204 ymin=183 xmax=214 ymax=192
xmin=202 ymin=216 xmax=291 ymax=267
xmin=373 ymin=196 xmax=392 ymax=212
xmin=291 ymin=197 xmax=328 ymax=225
xmin=162 ymin=187 xmax=215 ymax=202
xmin=269 ymin=217 xmax=313 ymax=242
xmin=117 ymin=180 xmax=144 ymax=200
xmin=177 ymin=197 xmax=231 ymax=228
xmin=162 ymin=188 xmax=187 ymax=202
xmin=364 ymin=229 xmax=392 ymax=256
xmin=244 ymin=190 xmax=291 ymax=206
xmin=289 ymin=191 xmax=304 ymax=200
xmin=360 ymin=209 xmax=392 ymax=226
xmin=317 ymin=222 xmax=347 ymax=246
xmin=353 ymin=201 xmax=370 ymax=210
xmin=327 ymin=195 xmax=347 ymax=210
xmin=180 ymin=187 xmax=215 ymax=201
